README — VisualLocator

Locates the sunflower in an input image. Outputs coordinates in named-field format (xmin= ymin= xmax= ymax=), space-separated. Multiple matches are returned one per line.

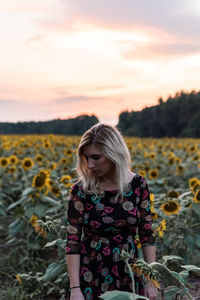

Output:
xmin=160 ymin=200 xmax=181 ymax=216
xmin=192 ymin=155 xmax=199 ymax=161
xmin=30 ymin=215 xmax=38 ymax=227
xmin=149 ymin=152 xmax=156 ymax=159
xmin=0 ymin=157 xmax=9 ymax=168
xmin=9 ymin=155 xmax=19 ymax=164
xmin=188 ymin=144 xmax=197 ymax=153
xmin=167 ymin=190 xmax=180 ymax=199
xmin=65 ymin=149 xmax=73 ymax=157
xmin=138 ymin=170 xmax=146 ymax=178
xmin=36 ymin=154 xmax=43 ymax=165
xmin=135 ymin=238 xmax=141 ymax=249
xmin=34 ymin=224 xmax=48 ymax=239
xmin=16 ymin=274 xmax=22 ymax=285
xmin=43 ymin=140 xmax=51 ymax=148
xmin=32 ymin=170 xmax=50 ymax=190
xmin=168 ymin=158 xmax=174 ymax=165
xmin=151 ymin=212 xmax=158 ymax=220
xmin=8 ymin=165 xmax=17 ymax=174
xmin=193 ymin=190 xmax=200 ymax=204
xmin=131 ymin=259 xmax=160 ymax=289
xmin=22 ymin=157 xmax=34 ymax=170
xmin=50 ymin=185 xmax=60 ymax=197
xmin=150 ymin=193 xmax=154 ymax=203
xmin=48 ymin=162 xmax=57 ymax=170
xmin=157 ymin=219 xmax=166 ymax=238
xmin=60 ymin=157 xmax=70 ymax=165
xmin=60 ymin=175 xmax=72 ymax=187
xmin=175 ymin=157 xmax=181 ymax=164
xmin=192 ymin=182 xmax=200 ymax=194
xmin=189 ymin=178 xmax=199 ymax=189
xmin=176 ymin=165 xmax=184 ymax=175
xmin=148 ymin=169 xmax=159 ymax=180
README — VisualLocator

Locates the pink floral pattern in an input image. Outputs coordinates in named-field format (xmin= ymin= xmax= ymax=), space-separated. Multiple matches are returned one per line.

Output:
xmin=65 ymin=174 xmax=155 ymax=299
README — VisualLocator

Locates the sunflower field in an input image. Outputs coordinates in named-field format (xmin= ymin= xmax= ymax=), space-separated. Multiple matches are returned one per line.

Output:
xmin=0 ymin=134 xmax=200 ymax=299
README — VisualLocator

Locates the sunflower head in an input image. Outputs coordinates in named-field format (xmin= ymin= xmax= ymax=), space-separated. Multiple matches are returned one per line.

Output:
xmin=16 ymin=274 xmax=22 ymax=285
xmin=50 ymin=185 xmax=60 ymax=197
xmin=189 ymin=178 xmax=199 ymax=189
xmin=9 ymin=155 xmax=18 ymax=164
xmin=149 ymin=152 xmax=156 ymax=159
xmin=30 ymin=215 xmax=38 ymax=227
xmin=8 ymin=165 xmax=17 ymax=174
xmin=0 ymin=157 xmax=9 ymax=168
xmin=192 ymin=182 xmax=200 ymax=194
xmin=138 ymin=170 xmax=146 ymax=178
xmin=130 ymin=259 xmax=160 ymax=289
xmin=157 ymin=219 xmax=166 ymax=238
xmin=161 ymin=200 xmax=181 ymax=216
xmin=149 ymin=169 xmax=159 ymax=180
xmin=32 ymin=170 xmax=49 ymax=190
xmin=151 ymin=212 xmax=158 ymax=220
xmin=22 ymin=158 xmax=34 ymax=170
xmin=193 ymin=190 xmax=200 ymax=204
xmin=168 ymin=190 xmax=180 ymax=199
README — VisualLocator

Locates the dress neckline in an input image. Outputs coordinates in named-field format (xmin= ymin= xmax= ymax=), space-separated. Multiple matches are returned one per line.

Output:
xmin=103 ymin=174 xmax=137 ymax=192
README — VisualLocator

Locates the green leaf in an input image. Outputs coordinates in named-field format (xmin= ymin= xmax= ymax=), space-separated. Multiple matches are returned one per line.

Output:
xmin=44 ymin=262 xmax=65 ymax=281
xmin=7 ymin=197 xmax=26 ymax=211
xmin=8 ymin=218 xmax=26 ymax=237
xmin=22 ymin=187 xmax=34 ymax=197
xmin=44 ymin=238 xmax=64 ymax=248
xmin=181 ymin=265 xmax=200 ymax=274
xmin=25 ymin=204 xmax=50 ymax=218
xmin=160 ymin=255 xmax=184 ymax=266
xmin=99 ymin=290 xmax=149 ymax=299
xmin=0 ymin=207 xmax=6 ymax=216
xmin=40 ymin=195 xmax=61 ymax=206
xmin=164 ymin=286 xmax=182 ymax=300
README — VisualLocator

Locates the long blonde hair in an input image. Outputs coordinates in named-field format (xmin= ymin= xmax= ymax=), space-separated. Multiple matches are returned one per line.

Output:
xmin=76 ymin=122 xmax=131 ymax=198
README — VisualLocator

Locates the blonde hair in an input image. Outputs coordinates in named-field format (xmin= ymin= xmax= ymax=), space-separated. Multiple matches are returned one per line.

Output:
xmin=76 ymin=123 xmax=131 ymax=199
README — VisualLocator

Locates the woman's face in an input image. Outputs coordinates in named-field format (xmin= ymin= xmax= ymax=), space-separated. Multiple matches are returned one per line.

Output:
xmin=82 ymin=144 xmax=115 ymax=179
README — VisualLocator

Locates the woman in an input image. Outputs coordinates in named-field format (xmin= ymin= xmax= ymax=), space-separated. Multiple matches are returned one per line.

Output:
xmin=65 ymin=123 xmax=158 ymax=300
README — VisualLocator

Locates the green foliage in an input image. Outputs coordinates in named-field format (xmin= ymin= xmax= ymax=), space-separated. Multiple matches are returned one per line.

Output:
xmin=100 ymin=291 xmax=148 ymax=299
xmin=118 ymin=90 xmax=200 ymax=137
xmin=0 ymin=114 xmax=99 ymax=134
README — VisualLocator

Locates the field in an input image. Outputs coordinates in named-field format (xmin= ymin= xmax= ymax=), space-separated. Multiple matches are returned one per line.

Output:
xmin=0 ymin=134 xmax=200 ymax=299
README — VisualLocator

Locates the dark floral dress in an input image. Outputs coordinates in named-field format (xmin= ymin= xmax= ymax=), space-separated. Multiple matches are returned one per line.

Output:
xmin=65 ymin=174 xmax=156 ymax=300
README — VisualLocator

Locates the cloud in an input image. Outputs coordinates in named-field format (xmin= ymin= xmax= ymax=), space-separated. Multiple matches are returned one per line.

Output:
xmin=120 ymin=41 xmax=200 ymax=61
xmin=52 ymin=95 xmax=105 ymax=103
xmin=33 ymin=0 xmax=200 ymax=40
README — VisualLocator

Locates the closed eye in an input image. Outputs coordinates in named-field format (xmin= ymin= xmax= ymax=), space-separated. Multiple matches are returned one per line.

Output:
xmin=92 ymin=155 xmax=101 ymax=160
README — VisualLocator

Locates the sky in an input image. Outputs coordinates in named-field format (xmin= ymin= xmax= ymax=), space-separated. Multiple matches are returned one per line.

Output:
xmin=0 ymin=0 xmax=200 ymax=125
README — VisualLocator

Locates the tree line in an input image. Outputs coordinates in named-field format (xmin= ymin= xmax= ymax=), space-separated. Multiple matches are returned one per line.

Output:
xmin=117 ymin=90 xmax=200 ymax=137
xmin=0 ymin=115 xmax=99 ymax=135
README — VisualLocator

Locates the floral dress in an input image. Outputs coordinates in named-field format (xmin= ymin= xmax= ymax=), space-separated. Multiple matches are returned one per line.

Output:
xmin=65 ymin=174 xmax=156 ymax=300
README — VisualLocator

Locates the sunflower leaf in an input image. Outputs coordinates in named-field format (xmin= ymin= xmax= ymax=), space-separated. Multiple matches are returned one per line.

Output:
xmin=160 ymin=255 xmax=184 ymax=266
xmin=99 ymin=290 xmax=149 ymax=299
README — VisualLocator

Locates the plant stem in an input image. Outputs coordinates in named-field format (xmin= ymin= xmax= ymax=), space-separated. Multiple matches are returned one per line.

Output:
xmin=150 ymin=262 xmax=194 ymax=300
xmin=125 ymin=259 xmax=136 ymax=300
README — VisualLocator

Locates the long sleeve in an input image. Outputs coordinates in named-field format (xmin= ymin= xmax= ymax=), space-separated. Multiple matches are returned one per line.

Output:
xmin=138 ymin=176 xmax=156 ymax=247
xmin=65 ymin=183 xmax=85 ymax=255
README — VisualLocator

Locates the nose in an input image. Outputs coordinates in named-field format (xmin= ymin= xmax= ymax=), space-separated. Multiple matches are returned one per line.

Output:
xmin=88 ymin=158 xmax=95 ymax=169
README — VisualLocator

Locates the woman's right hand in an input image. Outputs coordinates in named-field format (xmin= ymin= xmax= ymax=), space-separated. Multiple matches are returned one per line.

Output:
xmin=70 ymin=288 xmax=85 ymax=300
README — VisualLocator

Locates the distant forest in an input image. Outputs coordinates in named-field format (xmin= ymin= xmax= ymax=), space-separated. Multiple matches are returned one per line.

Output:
xmin=117 ymin=90 xmax=200 ymax=137
xmin=0 ymin=90 xmax=200 ymax=137
xmin=0 ymin=115 xmax=98 ymax=135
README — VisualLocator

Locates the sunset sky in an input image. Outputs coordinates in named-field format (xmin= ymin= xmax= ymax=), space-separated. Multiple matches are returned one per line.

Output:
xmin=1 ymin=0 xmax=200 ymax=125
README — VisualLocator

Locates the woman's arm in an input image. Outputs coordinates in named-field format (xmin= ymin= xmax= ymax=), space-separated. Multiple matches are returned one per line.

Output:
xmin=66 ymin=254 xmax=81 ymax=287
xmin=142 ymin=245 xmax=156 ymax=264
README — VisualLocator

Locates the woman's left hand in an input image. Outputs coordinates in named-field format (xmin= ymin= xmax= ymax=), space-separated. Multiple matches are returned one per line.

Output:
xmin=143 ymin=281 xmax=158 ymax=300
